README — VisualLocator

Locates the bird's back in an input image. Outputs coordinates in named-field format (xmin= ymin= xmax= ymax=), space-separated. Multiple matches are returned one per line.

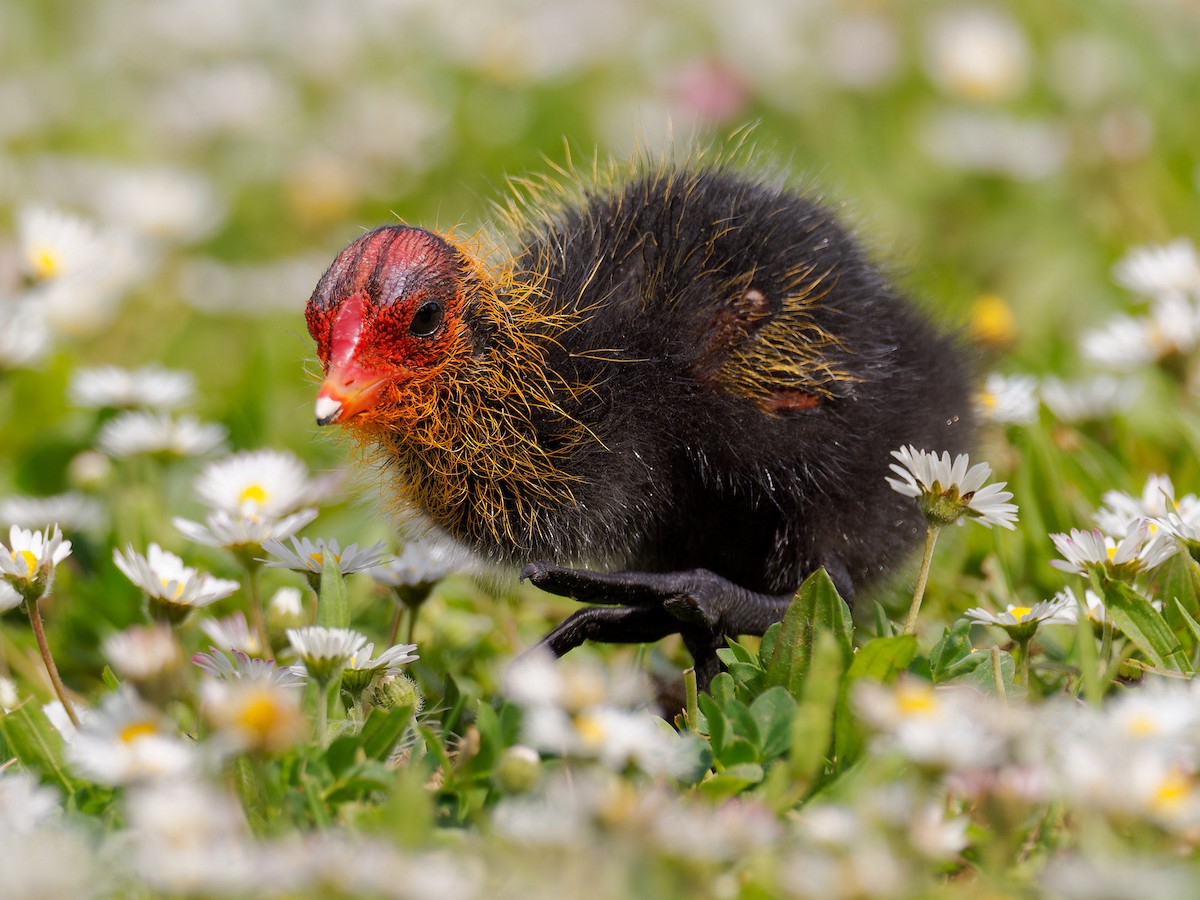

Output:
xmin=506 ymin=166 xmax=974 ymax=595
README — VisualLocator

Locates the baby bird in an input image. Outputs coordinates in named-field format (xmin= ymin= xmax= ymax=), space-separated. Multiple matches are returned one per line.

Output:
xmin=305 ymin=161 xmax=973 ymax=685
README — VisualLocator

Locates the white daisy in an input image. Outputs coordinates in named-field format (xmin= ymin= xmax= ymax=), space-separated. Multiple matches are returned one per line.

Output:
xmin=368 ymin=539 xmax=466 ymax=589
xmin=1113 ymin=238 xmax=1200 ymax=303
xmin=69 ymin=365 xmax=196 ymax=410
xmin=173 ymin=508 xmax=319 ymax=553
xmin=261 ymin=536 xmax=388 ymax=583
xmin=97 ymin=411 xmax=227 ymax=459
xmin=192 ymin=647 xmax=305 ymax=687
xmin=286 ymin=625 xmax=368 ymax=682
xmin=66 ymin=688 xmax=196 ymax=785
xmin=1094 ymin=474 xmax=1196 ymax=536
xmin=193 ymin=449 xmax=321 ymax=518
xmin=0 ymin=299 xmax=53 ymax=372
xmin=886 ymin=445 xmax=1018 ymax=529
xmin=0 ymin=675 xmax=18 ymax=710
xmin=340 ymin=640 xmax=419 ymax=695
xmin=0 ymin=524 xmax=72 ymax=602
xmin=1050 ymin=519 xmax=1177 ymax=580
xmin=1039 ymin=375 xmax=1139 ymax=423
xmin=976 ymin=372 xmax=1038 ymax=425
xmin=963 ymin=597 xmax=1077 ymax=639
xmin=0 ymin=492 xmax=105 ymax=532
xmin=113 ymin=543 xmax=240 ymax=623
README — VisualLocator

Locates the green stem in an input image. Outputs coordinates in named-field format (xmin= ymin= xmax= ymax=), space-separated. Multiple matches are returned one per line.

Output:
xmin=683 ymin=667 xmax=699 ymax=733
xmin=991 ymin=646 xmax=1007 ymax=704
xmin=243 ymin=564 xmax=271 ymax=657
xmin=387 ymin=602 xmax=404 ymax=646
xmin=902 ymin=525 xmax=940 ymax=636
xmin=316 ymin=677 xmax=332 ymax=748
xmin=26 ymin=596 xmax=79 ymax=728
xmin=406 ymin=604 xmax=420 ymax=647
xmin=1015 ymin=637 xmax=1031 ymax=687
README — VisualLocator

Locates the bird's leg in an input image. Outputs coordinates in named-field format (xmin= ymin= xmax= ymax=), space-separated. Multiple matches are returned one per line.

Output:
xmin=522 ymin=562 xmax=798 ymax=688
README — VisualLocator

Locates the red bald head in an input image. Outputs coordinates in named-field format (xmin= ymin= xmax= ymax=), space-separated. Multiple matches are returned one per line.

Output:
xmin=306 ymin=226 xmax=467 ymax=426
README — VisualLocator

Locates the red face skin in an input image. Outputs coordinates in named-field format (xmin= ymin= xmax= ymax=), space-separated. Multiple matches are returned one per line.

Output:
xmin=306 ymin=226 xmax=466 ymax=426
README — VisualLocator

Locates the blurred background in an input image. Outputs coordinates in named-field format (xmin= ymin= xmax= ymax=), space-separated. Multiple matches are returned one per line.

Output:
xmin=1 ymin=0 xmax=1199 ymax=607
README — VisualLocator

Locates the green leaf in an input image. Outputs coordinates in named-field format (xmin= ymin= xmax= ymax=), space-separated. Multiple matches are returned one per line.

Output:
xmin=697 ymin=693 xmax=728 ymax=755
xmin=724 ymin=699 xmax=761 ymax=749
xmin=928 ymin=620 xmax=984 ymax=682
xmin=1102 ymin=579 xmax=1192 ymax=673
xmin=717 ymin=735 xmax=759 ymax=768
xmin=1159 ymin=554 xmax=1200 ymax=636
xmin=697 ymin=763 xmax=764 ymax=801
xmin=0 ymin=701 xmax=79 ymax=795
xmin=708 ymin=672 xmax=736 ymax=707
xmin=764 ymin=568 xmax=852 ymax=698
xmin=360 ymin=705 xmax=415 ymax=762
xmin=789 ymin=630 xmax=845 ymax=788
xmin=748 ymin=687 xmax=797 ymax=760
xmin=960 ymin=649 xmax=1016 ymax=695
xmin=316 ymin=562 xmax=349 ymax=629
xmin=1173 ymin=598 xmax=1200 ymax=647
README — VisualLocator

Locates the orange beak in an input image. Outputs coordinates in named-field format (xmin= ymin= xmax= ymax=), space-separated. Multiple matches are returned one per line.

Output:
xmin=314 ymin=292 xmax=392 ymax=427
xmin=315 ymin=362 xmax=389 ymax=426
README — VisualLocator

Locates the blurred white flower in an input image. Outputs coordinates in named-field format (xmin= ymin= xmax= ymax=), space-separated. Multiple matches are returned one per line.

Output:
xmin=97 ymin=411 xmax=227 ymax=459
xmin=200 ymin=670 xmax=308 ymax=756
xmin=124 ymin=779 xmax=258 ymax=894
xmin=199 ymin=611 xmax=264 ymax=656
xmin=0 ymin=770 xmax=61 ymax=835
xmin=1081 ymin=298 xmax=1200 ymax=370
xmin=0 ymin=674 xmax=17 ymax=709
xmin=855 ymin=679 xmax=1004 ymax=771
xmin=976 ymin=372 xmax=1038 ymax=425
xmin=920 ymin=110 xmax=1067 ymax=181
xmin=113 ymin=542 xmax=240 ymax=623
xmin=0 ymin=492 xmax=105 ymax=532
xmin=922 ymin=6 xmax=1031 ymax=102
xmin=67 ymin=688 xmax=196 ymax=785
xmin=102 ymin=622 xmax=182 ymax=683
xmin=1 ymin=580 xmax=23 ymax=612
xmin=823 ymin=12 xmax=900 ymax=90
xmin=1039 ymin=374 xmax=1138 ymax=423
xmin=70 ymin=364 xmax=196 ymax=410
xmin=369 ymin=538 xmax=469 ymax=589
xmin=0 ymin=299 xmax=52 ymax=371
xmin=1113 ymin=238 xmax=1200 ymax=304
xmin=887 ymin=445 xmax=1018 ymax=529
xmin=92 ymin=166 xmax=224 ymax=243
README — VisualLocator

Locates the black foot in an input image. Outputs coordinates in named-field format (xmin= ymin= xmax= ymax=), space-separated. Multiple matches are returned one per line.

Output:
xmin=521 ymin=563 xmax=797 ymax=689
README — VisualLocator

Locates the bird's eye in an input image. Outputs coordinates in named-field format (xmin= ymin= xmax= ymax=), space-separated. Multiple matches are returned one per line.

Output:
xmin=409 ymin=300 xmax=445 ymax=338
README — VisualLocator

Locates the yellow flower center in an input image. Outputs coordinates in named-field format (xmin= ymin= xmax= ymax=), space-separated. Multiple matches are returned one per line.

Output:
xmin=1125 ymin=713 xmax=1158 ymax=738
xmin=160 ymin=578 xmax=185 ymax=600
xmin=574 ymin=713 xmax=607 ymax=748
xmin=1107 ymin=546 xmax=1118 ymax=561
xmin=978 ymin=392 xmax=997 ymax=410
xmin=895 ymin=682 xmax=938 ymax=717
xmin=237 ymin=690 xmax=285 ymax=738
xmin=119 ymin=721 xmax=159 ymax=744
xmin=1008 ymin=606 xmax=1032 ymax=623
xmin=238 ymin=484 xmax=269 ymax=508
xmin=10 ymin=548 xmax=38 ymax=578
xmin=1150 ymin=768 xmax=1192 ymax=814
xmin=970 ymin=294 xmax=1017 ymax=346
xmin=29 ymin=245 xmax=60 ymax=280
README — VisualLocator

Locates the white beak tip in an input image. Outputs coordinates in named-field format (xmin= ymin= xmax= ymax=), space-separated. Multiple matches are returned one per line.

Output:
xmin=315 ymin=395 xmax=343 ymax=426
